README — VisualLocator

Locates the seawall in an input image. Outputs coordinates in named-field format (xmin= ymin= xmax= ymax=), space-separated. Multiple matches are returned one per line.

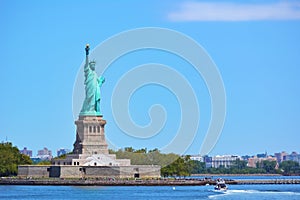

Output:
xmin=1 ymin=178 xmax=300 ymax=186
xmin=236 ymin=179 xmax=300 ymax=184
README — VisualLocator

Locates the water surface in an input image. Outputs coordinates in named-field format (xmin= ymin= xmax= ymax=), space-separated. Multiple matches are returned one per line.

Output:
xmin=1 ymin=184 xmax=299 ymax=200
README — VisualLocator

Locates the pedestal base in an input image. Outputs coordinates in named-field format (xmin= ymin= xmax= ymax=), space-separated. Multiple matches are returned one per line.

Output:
xmin=73 ymin=115 xmax=108 ymax=155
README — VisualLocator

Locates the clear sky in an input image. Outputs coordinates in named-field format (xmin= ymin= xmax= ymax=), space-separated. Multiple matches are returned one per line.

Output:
xmin=1 ymin=0 xmax=300 ymax=157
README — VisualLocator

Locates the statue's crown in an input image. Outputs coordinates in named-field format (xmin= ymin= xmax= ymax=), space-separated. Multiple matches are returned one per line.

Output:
xmin=89 ymin=60 xmax=96 ymax=65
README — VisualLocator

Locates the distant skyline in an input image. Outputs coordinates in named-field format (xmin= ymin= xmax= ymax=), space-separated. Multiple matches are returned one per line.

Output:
xmin=18 ymin=145 xmax=298 ymax=158
xmin=1 ymin=0 xmax=300 ymax=156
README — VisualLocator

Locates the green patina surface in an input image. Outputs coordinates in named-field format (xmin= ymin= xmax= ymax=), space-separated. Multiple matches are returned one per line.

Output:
xmin=80 ymin=44 xmax=105 ymax=116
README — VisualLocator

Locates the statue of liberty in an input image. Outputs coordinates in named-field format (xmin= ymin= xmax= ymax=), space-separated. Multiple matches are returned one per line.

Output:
xmin=80 ymin=44 xmax=105 ymax=116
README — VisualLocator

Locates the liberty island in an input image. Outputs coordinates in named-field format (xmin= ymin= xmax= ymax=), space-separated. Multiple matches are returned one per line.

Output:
xmin=17 ymin=44 xmax=160 ymax=179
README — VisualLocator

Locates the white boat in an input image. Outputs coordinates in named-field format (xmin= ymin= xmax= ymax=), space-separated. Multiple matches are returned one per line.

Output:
xmin=214 ymin=178 xmax=228 ymax=191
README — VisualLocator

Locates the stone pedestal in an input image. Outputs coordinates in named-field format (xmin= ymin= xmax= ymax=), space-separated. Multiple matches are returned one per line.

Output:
xmin=52 ymin=115 xmax=131 ymax=167
xmin=73 ymin=115 xmax=108 ymax=155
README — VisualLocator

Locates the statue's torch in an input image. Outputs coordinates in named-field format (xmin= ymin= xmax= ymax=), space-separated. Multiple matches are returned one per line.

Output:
xmin=85 ymin=44 xmax=90 ymax=55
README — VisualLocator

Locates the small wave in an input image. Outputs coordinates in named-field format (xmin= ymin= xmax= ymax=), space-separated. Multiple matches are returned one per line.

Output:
xmin=226 ymin=189 xmax=257 ymax=193
xmin=208 ymin=189 xmax=300 ymax=199
xmin=259 ymin=191 xmax=300 ymax=195
xmin=208 ymin=189 xmax=255 ymax=199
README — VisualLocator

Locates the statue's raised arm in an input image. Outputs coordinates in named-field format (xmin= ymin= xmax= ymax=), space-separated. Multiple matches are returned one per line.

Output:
xmin=85 ymin=44 xmax=90 ymax=61
xmin=84 ymin=44 xmax=91 ymax=77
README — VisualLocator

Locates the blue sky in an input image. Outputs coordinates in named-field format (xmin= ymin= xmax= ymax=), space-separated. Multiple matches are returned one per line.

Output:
xmin=1 ymin=0 xmax=300 ymax=157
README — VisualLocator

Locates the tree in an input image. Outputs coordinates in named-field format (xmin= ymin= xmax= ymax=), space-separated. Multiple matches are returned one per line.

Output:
xmin=161 ymin=156 xmax=192 ymax=177
xmin=134 ymin=148 xmax=147 ymax=154
xmin=188 ymin=160 xmax=206 ymax=174
xmin=161 ymin=163 xmax=176 ymax=177
xmin=261 ymin=160 xmax=277 ymax=174
xmin=231 ymin=159 xmax=247 ymax=170
xmin=36 ymin=160 xmax=51 ymax=165
xmin=0 ymin=142 xmax=32 ymax=176
xmin=148 ymin=148 xmax=159 ymax=153
xmin=124 ymin=147 xmax=134 ymax=152
xmin=280 ymin=160 xmax=300 ymax=175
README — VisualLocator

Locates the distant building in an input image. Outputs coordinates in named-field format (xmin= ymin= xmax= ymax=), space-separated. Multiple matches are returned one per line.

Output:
xmin=203 ymin=155 xmax=212 ymax=168
xmin=241 ymin=155 xmax=251 ymax=161
xmin=247 ymin=156 xmax=277 ymax=168
xmin=57 ymin=148 xmax=71 ymax=157
xmin=211 ymin=155 xmax=240 ymax=168
xmin=20 ymin=147 xmax=32 ymax=158
xmin=274 ymin=151 xmax=287 ymax=163
xmin=248 ymin=156 xmax=259 ymax=168
xmin=284 ymin=152 xmax=300 ymax=165
xmin=190 ymin=155 xmax=213 ymax=168
xmin=257 ymin=152 xmax=268 ymax=158
xmin=37 ymin=147 xmax=52 ymax=160
xmin=190 ymin=155 xmax=204 ymax=162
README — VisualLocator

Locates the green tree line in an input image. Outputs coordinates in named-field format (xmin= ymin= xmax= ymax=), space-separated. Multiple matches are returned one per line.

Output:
xmin=0 ymin=142 xmax=32 ymax=176
xmin=113 ymin=147 xmax=300 ymax=176
xmin=109 ymin=148 xmax=179 ymax=167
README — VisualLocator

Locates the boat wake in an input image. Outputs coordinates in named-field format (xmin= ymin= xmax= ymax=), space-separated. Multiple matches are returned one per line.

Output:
xmin=208 ymin=189 xmax=300 ymax=199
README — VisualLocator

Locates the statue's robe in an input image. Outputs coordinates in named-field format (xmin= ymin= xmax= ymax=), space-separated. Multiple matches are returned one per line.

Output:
xmin=80 ymin=63 xmax=103 ymax=115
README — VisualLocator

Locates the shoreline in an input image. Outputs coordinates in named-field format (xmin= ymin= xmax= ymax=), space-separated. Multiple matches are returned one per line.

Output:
xmin=191 ymin=173 xmax=282 ymax=177
xmin=1 ymin=177 xmax=300 ymax=186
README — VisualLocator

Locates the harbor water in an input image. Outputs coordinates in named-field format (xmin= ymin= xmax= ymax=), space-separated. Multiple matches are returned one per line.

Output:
xmin=1 ymin=176 xmax=299 ymax=200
